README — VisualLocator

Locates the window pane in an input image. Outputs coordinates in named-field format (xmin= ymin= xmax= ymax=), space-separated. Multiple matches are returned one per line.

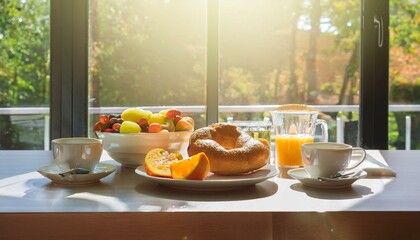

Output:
xmin=88 ymin=0 xmax=207 ymax=134
xmin=389 ymin=0 xmax=420 ymax=150
xmin=219 ymin=0 xmax=361 ymax=144
xmin=0 ymin=0 xmax=50 ymax=150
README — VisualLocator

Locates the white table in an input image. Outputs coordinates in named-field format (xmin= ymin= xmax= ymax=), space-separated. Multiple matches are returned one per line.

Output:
xmin=0 ymin=150 xmax=419 ymax=239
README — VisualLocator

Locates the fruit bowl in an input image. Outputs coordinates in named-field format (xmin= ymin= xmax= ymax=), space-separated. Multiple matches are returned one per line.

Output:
xmin=96 ymin=131 xmax=193 ymax=168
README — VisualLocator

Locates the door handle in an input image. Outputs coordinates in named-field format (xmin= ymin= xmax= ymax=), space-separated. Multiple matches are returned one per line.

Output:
xmin=374 ymin=15 xmax=383 ymax=47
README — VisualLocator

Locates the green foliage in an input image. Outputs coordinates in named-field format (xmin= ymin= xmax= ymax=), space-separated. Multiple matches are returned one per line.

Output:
xmin=388 ymin=112 xmax=399 ymax=150
xmin=325 ymin=0 xmax=360 ymax=52
xmin=221 ymin=67 xmax=258 ymax=105
xmin=0 ymin=0 xmax=418 ymax=149
xmin=390 ymin=0 xmax=420 ymax=53
xmin=91 ymin=0 xmax=206 ymax=107
xmin=0 ymin=0 xmax=50 ymax=107
xmin=320 ymin=82 xmax=341 ymax=95
xmin=390 ymin=78 xmax=420 ymax=103
xmin=0 ymin=0 xmax=49 ymax=149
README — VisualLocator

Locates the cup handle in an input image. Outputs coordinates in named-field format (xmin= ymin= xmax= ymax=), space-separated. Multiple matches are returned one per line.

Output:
xmin=315 ymin=119 xmax=328 ymax=142
xmin=346 ymin=147 xmax=366 ymax=170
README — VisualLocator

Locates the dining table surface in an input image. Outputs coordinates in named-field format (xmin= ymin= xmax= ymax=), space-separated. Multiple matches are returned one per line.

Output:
xmin=1 ymin=149 xmax=420 ymax=240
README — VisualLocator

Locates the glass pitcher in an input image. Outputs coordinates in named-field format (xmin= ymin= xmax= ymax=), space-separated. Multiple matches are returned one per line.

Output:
xmin=270 ymin=110 xmax=328 ymax=168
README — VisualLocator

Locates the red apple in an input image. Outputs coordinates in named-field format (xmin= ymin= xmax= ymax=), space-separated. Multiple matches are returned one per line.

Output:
xmin=166 ymin=109 xmax=181 ymax=119
xmin=148 ymin=123 xmax=163 ymax=133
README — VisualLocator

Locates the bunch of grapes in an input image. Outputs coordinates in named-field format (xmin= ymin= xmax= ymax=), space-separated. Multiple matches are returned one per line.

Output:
xmin=93 ymin=114 xmax=124 ymax=133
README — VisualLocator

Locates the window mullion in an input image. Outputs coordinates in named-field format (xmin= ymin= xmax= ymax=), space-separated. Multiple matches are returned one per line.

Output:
xmin=50 ymin=0 xmax=88 ymax=140
xmin=360 ymin=0 xmax=389 ymax=149
xmin=206 ymin=0 xmax=220 ymax=125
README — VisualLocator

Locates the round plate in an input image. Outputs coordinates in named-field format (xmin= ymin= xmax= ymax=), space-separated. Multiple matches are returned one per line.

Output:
xmin=287 ymin=168 xmax=367 ymax=189
xmin=135 ymin=164 xmax=279 ymax=191
xmin=37 ymin=163 xmax=116 ymax=185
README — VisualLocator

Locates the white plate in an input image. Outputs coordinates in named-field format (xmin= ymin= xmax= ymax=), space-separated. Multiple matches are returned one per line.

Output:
xmin=135 ymin=164 xmax=279 ymax=191
xmin=37 ymin=163 xmax=116 ymax=185
xmin=287 ymin=168 xmax=367 ymax=189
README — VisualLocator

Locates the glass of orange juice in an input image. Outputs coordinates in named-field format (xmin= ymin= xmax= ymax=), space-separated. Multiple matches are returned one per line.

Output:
xmin=270 ymin=110 xmax=328 ymax=168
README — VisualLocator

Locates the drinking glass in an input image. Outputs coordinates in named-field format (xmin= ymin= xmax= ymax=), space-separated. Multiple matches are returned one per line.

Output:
xmin=270 ymin=110 xmax=328 ymax=168
xmin=230 ymin=120 xmax=272 ymax=144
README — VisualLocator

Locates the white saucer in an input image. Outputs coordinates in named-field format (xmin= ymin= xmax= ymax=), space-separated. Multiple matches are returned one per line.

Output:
xmin=37 ymin=163 xmax=116 ymax=185
xmin=287 ymin=168 xmax=367 ymax=189
xmin=135 ymin=164 xmax=279 ymax=191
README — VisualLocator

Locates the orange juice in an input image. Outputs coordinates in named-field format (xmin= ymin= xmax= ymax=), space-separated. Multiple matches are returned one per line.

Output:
xmin=275 ymin=135 xmax=314 ymax=167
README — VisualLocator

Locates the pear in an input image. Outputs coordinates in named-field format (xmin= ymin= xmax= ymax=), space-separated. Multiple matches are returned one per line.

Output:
xmin=175 ymin=118 xmax=194 ymax=131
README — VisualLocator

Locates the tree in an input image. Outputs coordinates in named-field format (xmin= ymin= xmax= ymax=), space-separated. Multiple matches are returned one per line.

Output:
xmin=0 ymin=0 xmax=49 ymax=149
xmin=305 ymin=0 xmax=321 ymax=104
xmin=287 ymin=0 xmax=302 ymax=102
xmin=89 ymin=0 xmax=206 ymax=108
xmin=326 ymin=0 xmax=360 ymax=120
xmin=389 ymin=0 xmax=420 ymax=149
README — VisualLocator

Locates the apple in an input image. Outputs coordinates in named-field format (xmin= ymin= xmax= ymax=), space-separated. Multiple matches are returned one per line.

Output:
xmin=148 ymin=123 xmax=163 ymax=133
xmin=159 ymin=108 xmax=181 ymax=119
xmin=166 ymin=109 xmax=181 ymax=119
xmin=148 ymin=113 xmax=175 ymax=132
xmin=148 ymin=113 xmax=166 ymax=125
xmin=173 ymin=115 xmax=182 ymax=125
xmin=162 ymin=118 xmax=175 ymax=132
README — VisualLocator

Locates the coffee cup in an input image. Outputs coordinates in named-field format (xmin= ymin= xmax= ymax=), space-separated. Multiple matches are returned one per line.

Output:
xmin=301 ymin=142 xmax=366 ymax=178
xmin=52 ymin=138 xmax=103 ymax=172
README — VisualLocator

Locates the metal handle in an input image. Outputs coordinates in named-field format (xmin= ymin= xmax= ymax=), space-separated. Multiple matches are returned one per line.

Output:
xmin=374 ymin=15 xmax=383 ymax=47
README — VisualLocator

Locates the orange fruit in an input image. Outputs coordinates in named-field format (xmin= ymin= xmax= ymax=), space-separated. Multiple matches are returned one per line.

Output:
xmin=144 ymin=148 xmax=183 ymax=178
xmin=257 ymin=138 xmax=270 ymax=149
xmin=170 ymin=152 xmax=210 ymax=180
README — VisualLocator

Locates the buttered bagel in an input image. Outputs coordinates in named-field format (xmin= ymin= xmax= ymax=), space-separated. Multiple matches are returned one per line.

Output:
xmin=187 ymin=123 xmax=270 ymax=175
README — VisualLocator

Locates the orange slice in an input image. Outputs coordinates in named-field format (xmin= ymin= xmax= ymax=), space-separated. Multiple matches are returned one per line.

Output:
xmin=144 ymin=148 xmax=183 ymax=178
xmin=170 ymin=152 xmax=210 ymax=180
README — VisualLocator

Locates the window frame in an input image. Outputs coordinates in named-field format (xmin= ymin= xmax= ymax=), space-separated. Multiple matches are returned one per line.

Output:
xmin=360 ymin=0 xmax=389 ymax=149
xmin=50 ymin=0 xmax=390 ymax=149
xmin=51 ymin=0 xmax=88 ymax=140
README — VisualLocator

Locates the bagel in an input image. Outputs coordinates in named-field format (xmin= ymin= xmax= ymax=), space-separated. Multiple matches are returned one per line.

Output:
xmin=187 ymin=123 xmax=270 ymax=175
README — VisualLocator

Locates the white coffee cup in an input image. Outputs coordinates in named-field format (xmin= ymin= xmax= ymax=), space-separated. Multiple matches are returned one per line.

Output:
xmin=52 ymin=138 xmax=103 ymax=172
xmin=301 ymin=142 xmax=366 ymax=178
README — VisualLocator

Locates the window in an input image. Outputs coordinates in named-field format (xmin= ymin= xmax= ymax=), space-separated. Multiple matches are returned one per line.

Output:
xmin=388 ymin=0 xmax=420 ymax=150
xmin=87 ymin=0 xmax=364 ymax=144
xmin=218 ymin=0 xmax=361 ymax=145
xmin=1 ymin=0 xmax=418 ymax=150
xmin=0 ymin=0 xmax=50 ymax=150
xmin=87 ymin=0 xmax=207 ymax=130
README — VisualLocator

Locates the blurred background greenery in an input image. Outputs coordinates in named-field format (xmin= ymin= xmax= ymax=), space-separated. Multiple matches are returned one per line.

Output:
xmin=0 ymin=0 xmax=418 ymax=150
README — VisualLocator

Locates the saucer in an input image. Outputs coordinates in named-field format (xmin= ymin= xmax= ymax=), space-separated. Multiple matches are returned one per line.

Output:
xmin=37 ymin=163 xmax=117 ymax=185
xmin=287 ymin=168 xmax=367 ymax=189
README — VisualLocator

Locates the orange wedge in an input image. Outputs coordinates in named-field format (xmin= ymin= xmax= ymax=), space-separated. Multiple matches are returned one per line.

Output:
xmin=170 ymin=152 xmax=210 ymax=180
xmin=144 ymin=148 xmax=183 ymax=178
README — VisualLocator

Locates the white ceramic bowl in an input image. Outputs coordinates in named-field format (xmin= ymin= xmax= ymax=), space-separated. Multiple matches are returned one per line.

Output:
xmin=96 ymin=131 xmax=193 ymax=168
